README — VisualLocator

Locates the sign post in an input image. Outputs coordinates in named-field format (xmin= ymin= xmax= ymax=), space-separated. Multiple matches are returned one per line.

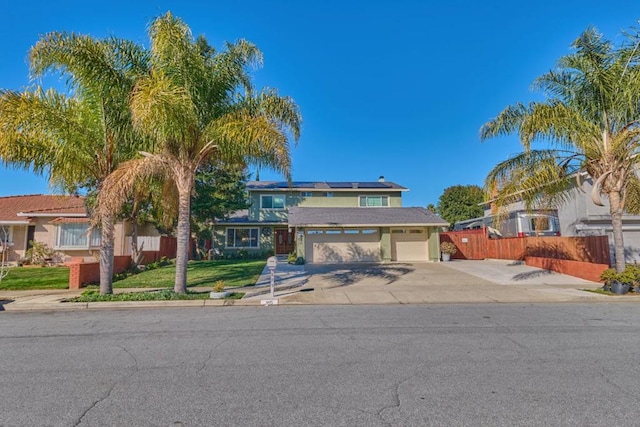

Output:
xmin=261 ymin=256 xmax=279 ymax=306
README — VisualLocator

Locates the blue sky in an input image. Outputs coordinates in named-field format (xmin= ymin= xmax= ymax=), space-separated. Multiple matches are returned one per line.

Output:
xmin=2 ymin=1 xmax=640 ymax=207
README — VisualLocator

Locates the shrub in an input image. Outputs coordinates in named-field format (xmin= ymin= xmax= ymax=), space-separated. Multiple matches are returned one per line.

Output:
xmin=294 ymin=256 xmax=305 ymax=265
xmin=265 ymin=249 xmax=275 ymax=258
xmin=600 ymin=268 xmax=618 ymax=284
xmin=213 ymin=280 xmax=225 ymax=292
xmin=25 ymin=241 xmax=56 ymax=265
xmin=287 ymin=251 xmax=297 ymax=264
xmin=440 ymin=242 xmax=458 ymax=255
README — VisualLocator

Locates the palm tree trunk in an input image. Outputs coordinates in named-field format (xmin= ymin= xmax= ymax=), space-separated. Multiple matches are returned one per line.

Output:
xmin=608 ymin=191 xmax=626 ymax=273
xmin=174 ymin=174 xmax=193 ymax=294
xmin=99 ymin=213 xmax=115 ymax=295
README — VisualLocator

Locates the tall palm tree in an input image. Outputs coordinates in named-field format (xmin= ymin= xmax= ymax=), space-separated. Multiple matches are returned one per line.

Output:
xmin=0 ymin=33 xmax=148 ymax=293
xmin=480 ymin=27 xmax=640 ymax=272
xmin=98 ymin=13 xmax=301 ymax=293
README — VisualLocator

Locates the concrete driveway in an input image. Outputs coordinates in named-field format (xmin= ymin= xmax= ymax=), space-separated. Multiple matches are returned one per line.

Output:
xmin=278 ymin=259 xmax=611 ymax=305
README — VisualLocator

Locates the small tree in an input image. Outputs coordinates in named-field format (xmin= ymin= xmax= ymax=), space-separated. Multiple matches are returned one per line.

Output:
xmin=436 ymin=185 xmax=485 ymax=227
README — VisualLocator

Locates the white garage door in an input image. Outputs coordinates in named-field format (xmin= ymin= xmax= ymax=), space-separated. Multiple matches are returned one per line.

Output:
xmin=391 ymin=229 xmax=428 ymax=262
xmin=306 ymin=229 xmax=380 ymax=263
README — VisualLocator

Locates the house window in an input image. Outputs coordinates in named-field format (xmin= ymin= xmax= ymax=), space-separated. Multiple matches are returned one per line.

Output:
xmin=307 ymin=230 xmax=323 ymax=235
xmin=55 ymin=224 xmax=101 ymax=249
xmin=344 ymin=230 xmax=360 ymax=234
xmin=325 ymin=230 xmax=341 ymax=234
xmin=361 ymin=229 xmax=378 ymax=234
xmin=301 ymin=192 xmax=313 ymax=197
xmin=321 ymin=192 xmax=334 ymax=197
xmin=359 ymin=195 xmax=389 ymax=207
xmin=226 ymin=228 xmax=259 ymax=248
xmin=0 ymin=226 xmax=13 ymax=245
xmin=261 ymin=195 xmax=285 ymax=210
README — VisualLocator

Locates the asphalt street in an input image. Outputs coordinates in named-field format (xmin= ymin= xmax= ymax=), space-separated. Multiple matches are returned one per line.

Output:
xmin=1 ymin=304 xmax=639 ymax=426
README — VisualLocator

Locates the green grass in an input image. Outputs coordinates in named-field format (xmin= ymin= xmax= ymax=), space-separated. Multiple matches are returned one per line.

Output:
xmin=0 ymin=266 xmax=70 ymax=290
xmin=112 ymin=259 xmax=266 ymax=289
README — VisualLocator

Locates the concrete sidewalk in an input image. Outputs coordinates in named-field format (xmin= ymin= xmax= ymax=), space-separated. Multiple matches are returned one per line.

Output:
xmin=0 ymin=259 xmax=636 ymax=311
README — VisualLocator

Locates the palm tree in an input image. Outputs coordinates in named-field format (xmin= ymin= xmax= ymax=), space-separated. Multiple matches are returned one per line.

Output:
xmin=480 ymin=27 xmax=640 ymax=272
xmin=0 ymin=33 xmax=148 ymax=293
xmin=98 ymin=13 xmax=301 ymax=293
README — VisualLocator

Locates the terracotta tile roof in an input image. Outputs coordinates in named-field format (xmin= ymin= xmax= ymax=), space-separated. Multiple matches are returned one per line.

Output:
xmin=49 ymin=217 xmax=90 ymax=224
xmin=0 ymin=194 xmax=87 ymax=222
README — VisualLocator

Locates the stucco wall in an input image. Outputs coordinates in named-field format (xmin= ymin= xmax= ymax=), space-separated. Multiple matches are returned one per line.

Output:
xmin=249 ymin=191 xmax=403 ymax=221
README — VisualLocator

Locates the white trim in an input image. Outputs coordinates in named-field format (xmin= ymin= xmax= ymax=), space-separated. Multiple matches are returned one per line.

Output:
xmin=0 ymin=220 xmax=32 ymax=225
xmin=358 ymin=195 xmax=390 ymax=207
xmin=54 ymin=223 xmax=101 ymax=250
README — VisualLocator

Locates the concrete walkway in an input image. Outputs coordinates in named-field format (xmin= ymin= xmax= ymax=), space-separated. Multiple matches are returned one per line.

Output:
xmin=0 ymin=259 xmax=636 ymax=311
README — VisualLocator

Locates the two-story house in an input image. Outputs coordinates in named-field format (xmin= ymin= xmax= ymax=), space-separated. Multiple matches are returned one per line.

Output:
xmin=212 ymin=178 xmax=448 ymax=263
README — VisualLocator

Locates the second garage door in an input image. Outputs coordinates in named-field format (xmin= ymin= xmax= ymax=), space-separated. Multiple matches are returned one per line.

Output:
xmin=306 ymin=229 xmax=380 ymax=263
xmin=391 ymin=229 xmax=428 ymax=261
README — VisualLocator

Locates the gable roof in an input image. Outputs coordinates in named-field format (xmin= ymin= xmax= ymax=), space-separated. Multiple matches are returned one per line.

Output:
xmin=0 ymin=195 xmax=87 ymax=223
xmin=246 ymin=181 xmax=408 ymax=192
xmin=288 ymin=207 xmax=448 ymax=227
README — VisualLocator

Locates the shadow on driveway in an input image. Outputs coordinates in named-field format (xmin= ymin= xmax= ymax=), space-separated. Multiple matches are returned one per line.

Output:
xmin=305 ymin=263 xmax=415 ymax=288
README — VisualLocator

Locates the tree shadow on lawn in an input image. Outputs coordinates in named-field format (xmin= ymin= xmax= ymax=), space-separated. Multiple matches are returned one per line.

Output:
xmin=185 ymin=261 xmax=265 ymax=288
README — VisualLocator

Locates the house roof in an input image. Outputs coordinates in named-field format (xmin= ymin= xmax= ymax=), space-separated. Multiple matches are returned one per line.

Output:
xmin=214 ymin=210 xmax=286 ymax=225
xmin=288 ymin=207 xmax=449 ymax=227
xmin=0 ymin=195 xmax=87 ymax=223
xmin=246 ymin=181 xmax=408 ymax=192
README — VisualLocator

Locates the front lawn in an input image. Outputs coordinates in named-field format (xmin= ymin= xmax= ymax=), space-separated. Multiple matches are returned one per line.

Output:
xmin=0 ymin=266 xmax=70 ymax=290
xmin=112 ymin=259 xmax=266 ymax=289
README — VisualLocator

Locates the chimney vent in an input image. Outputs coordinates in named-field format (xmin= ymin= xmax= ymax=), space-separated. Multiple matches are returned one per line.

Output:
xmin=378 ymin=175 xmax=385 ymax=182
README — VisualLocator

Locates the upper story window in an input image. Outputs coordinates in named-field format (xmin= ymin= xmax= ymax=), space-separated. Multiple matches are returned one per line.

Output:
xmin=55 ymin=223 xmax=101 ymax=249
xmin=359 ymin=195 xmax=389 ymax=207
xmin=300 ymin=192 xmax=313 ymax=197
xmin=261 ymin=195 xmax=285 ymax=210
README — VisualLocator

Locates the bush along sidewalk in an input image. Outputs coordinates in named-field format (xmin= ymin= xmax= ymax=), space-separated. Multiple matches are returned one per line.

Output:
xmin=66 ymin=289 xmax=244 ymax=302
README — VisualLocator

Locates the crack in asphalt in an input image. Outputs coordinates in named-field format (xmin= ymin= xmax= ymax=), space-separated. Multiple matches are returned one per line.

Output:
xmin=73 ymin=382 xmax=117 ymax=426
xmin=375 ymin=373 xmax=418 ymax=426
xmin=316 ymin=316 xmax=374 ymax=354
xmin=73 ymin=345 xmax=140 ymax=426
xmin=197 ymin=333 xmax=240 ymax=373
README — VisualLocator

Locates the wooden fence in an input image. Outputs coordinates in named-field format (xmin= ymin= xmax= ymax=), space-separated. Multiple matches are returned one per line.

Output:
xmin=440 ymin=228 xmax=611 ymax=282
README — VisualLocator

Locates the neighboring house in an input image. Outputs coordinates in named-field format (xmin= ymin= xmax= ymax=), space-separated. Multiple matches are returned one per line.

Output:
xmin=213 ymin=178 xmax=448 ymax=263
xmin=0 ymin=194 xmax=161 ymax=263
xmin=484 ymin=173 xmax=640 ymax=263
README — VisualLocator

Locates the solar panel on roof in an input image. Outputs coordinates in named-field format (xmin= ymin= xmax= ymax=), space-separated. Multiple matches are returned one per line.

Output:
xmin=292 ymin=182 xmax=316 ymax=188
xmin=326 ymin=182 xmax=354 ymax=188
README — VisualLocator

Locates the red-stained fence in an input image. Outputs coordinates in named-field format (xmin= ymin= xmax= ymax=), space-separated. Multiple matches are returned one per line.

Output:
xmin=440 ymin=228 xmax=611 ymax=282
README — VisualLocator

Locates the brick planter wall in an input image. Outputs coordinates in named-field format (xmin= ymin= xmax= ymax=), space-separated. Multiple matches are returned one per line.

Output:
xmin=65 ymin=256 xmax=132 ymax=289
xmin=525 ymin=256 xmax=608 ymax=283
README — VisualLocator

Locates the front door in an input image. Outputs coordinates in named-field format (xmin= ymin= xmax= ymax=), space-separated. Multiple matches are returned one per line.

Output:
xmin=275 ymin=228 xmax=295 ymax=255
